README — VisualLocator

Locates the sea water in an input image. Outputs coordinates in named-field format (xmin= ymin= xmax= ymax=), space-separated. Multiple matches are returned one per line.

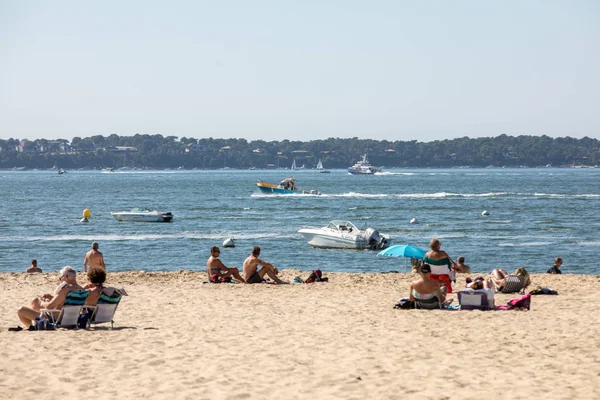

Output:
xmin=0 ymin=168 xmax=598 ymax=274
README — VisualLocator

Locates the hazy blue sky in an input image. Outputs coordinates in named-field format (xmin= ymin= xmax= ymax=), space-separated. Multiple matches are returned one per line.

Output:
xmin=1 ymin=1 xmax=599 ymax=142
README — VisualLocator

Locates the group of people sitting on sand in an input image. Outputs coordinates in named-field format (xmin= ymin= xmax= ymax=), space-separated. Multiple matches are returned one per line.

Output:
xmin=207 ymin=245 xmax=287 ymax=284
xmin=408 ymin=237 xmax=544 ymax=309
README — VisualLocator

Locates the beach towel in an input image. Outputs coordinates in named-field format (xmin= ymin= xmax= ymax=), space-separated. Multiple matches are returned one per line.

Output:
xmin=529 ymin=287 xmax=558 ymax=295
xmin=495 ymin=293 xmax=532 ymax=311
xmin=507 ymin=293 xmax=531 ymax=310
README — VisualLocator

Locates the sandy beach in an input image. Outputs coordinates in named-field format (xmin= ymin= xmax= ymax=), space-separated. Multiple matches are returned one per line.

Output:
xmin=1 ymin=270 xmax=599 ymax=399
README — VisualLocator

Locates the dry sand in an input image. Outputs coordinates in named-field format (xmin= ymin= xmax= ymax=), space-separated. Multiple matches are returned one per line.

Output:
xmin=1 ymin=270 xmax=599 ymax=400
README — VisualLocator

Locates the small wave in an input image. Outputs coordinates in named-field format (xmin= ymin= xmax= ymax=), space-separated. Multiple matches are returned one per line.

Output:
xmin=6 ymin=234 xmax=178 ymax=242
xmin=532 ymin=193 xmax=600 ymax=198
xmin=499 ymin=241 xmax=553 ymax=247
xmin=394 ymin=192 xmax=512 ymax=199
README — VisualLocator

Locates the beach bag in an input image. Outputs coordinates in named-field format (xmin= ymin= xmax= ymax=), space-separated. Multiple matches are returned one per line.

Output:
xmin=78 ymin=310 xmax=91 ymax=329
xmin=507 ymin=293 xmax=531 ymax=310
xmin=34 ymin=316 xmax=55 ymax=331
xmin=394 ymin=298 xmax=415 ymax=310
xmin=210 ymin=274 xmax=232 ymax=283
xmin=305 ymin=269 xmax=326 ymax=283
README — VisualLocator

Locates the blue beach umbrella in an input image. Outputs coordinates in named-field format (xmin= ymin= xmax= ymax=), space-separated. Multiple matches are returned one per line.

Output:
xmin=377 ymin=244 xmax=426 ymax=259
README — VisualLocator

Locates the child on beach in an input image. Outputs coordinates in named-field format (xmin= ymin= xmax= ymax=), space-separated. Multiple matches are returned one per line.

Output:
xmin=547 ymin=257 xmax=563 ymax=274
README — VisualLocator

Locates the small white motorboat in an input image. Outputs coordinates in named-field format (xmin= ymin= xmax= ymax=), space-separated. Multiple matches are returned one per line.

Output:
xmin=298 ymin=220 xmax=392 ymax=250
xmin=111 ymin=208 xmax=174 ymax=222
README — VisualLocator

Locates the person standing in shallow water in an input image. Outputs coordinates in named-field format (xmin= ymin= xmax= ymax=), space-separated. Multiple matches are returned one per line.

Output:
xmin=26 ymin=259 xmax=42 ymax=273
xmin=84 ymin=242 xmax=106 ymax=272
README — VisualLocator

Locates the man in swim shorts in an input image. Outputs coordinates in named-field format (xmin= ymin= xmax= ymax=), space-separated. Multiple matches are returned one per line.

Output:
xmin=84 ymin=242 xmax=106 ymax=272
xmin=242 ymin=246 xmax=287 ymax=284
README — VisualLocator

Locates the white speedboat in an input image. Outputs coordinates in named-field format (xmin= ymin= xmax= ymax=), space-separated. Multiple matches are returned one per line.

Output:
xmin=298 ymin=220 xmax=391 ymax=250
xmin=347 ymin=154 xmax=381 ymax=175
xmin=111 ymin=208 xmax=174 ymax=222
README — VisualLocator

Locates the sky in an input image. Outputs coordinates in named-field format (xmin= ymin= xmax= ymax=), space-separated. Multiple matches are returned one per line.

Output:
xmin=1 ymin=0 xmax=599 ymax=142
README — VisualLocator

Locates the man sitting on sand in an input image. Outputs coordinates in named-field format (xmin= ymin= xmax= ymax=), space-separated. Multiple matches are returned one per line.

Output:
xmin=16 ymin=266 xmax=82 ymax=329
xmin=206 ymin=246 xmax=245 ymax=283
xmin=243 ymin=246 xmax=287 ymax=284
xmin=453 ymin=256 xmax=471 ymax=274
xmin=26 ymin=259 xmax=42 ymax=273
xmin=84 ymin=242 xmax=106 ymax=272
xmin=409 ymin=264 xmax=446 ymax=309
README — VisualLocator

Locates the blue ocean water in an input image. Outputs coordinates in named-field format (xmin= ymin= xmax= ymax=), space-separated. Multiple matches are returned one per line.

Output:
xmin=0 ymin=168 xmax=598 ymax=274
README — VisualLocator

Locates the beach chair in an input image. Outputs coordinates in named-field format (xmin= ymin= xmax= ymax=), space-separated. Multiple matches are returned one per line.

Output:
xmin=494 ymin=275 xmax=527 ymax=294
xmin=87 ymin=289 xmax=123 ymax=329
xmin=458 ymin=290 xmax=490 ymax=310
xmin=413 ymin=290 xmax=443 ymax=310
xmin=414 ymin=297 xmax=442 ymax=310
xmin=41 ymin=290 xmax=89 ymax=329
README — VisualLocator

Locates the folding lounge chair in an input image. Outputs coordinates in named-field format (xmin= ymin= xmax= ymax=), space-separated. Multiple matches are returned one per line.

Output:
xmin=458 ymin=291 xmax=490 ymax=310
xmin=88 ymin=289 xmax=123 ymax=329
xmin=495 ymin=275 xmax=526 ymax=294
xmin=414 ymin=297 xmax=442 ymax=310
xmin=41 ymin=290 xmax=89 ymax=329
xmin=413 ymin=290 xmax=443 ymax=310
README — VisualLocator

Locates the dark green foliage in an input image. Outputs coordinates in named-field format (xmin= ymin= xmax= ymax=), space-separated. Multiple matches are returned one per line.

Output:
xmin=0 ymin=134 xmax=598 ymax=169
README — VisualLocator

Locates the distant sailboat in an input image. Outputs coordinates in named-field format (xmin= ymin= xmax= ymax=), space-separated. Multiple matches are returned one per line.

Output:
xmin=316 ymin=159 xmax=330 ymax=173
xmin=291 ymin=158 xmax=297 ymax=170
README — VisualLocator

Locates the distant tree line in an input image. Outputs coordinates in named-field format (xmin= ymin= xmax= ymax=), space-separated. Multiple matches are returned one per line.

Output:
xmin=0 ymin=134 xmax=598 ymax=169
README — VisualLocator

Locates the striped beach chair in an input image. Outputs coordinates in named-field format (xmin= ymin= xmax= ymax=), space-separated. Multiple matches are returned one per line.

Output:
xmin=496 ymin=275 xmax=527 ymax=294
xmin=87 ymin=289 xmax=124 ymax=329
xmin=41 ymin=290 xmax=89 ymax=329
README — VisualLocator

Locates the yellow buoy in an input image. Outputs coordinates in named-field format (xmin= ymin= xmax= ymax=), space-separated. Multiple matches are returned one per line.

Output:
xmin=83 ymin=209 xmax=91 ymax=218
